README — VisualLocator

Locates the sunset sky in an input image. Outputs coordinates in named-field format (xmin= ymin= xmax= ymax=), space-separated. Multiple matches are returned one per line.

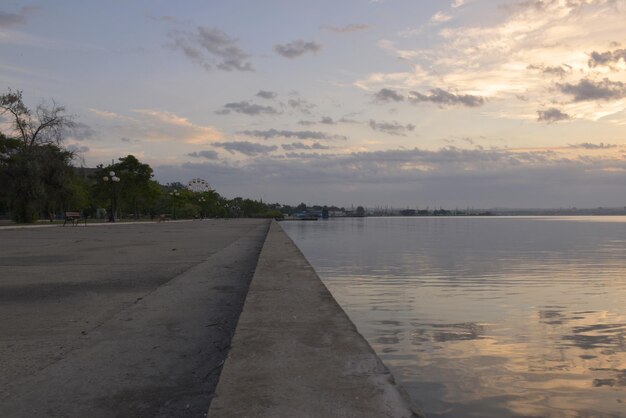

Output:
xmin=1 ymin=0 xmax=626 ymax=208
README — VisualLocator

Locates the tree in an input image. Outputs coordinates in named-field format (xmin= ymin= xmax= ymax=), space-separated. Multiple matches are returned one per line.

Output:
xmin=0 ymin=133 xmax=22 ymax=217
xmin=37 ymin=144 xmax=84 ymax=221
xmin=142 ymin=180 xmax=163 ymax=219
xmin=1 ymin=141 xmax=83 ymax=222
xmin=195 ymin=189 xmax=223 ymax=218
xmin=239 ymin=198 xmax=268 ymax=217
xmin=115 ymin=155 xmax=155 ymax=217
xmin=0 ymin=133 xmax=20 ymax=212
xmin=0 ymin=89 xmax=78 ymax=222
xmin=0 ymin=89 xmax=74 ymax=149
xmin=91 ymin=155 xmax=159 ymax=219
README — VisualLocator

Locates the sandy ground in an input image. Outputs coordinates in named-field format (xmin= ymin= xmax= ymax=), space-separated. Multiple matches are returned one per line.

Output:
xmin=0 ymin=219 xmax=269 ymax=417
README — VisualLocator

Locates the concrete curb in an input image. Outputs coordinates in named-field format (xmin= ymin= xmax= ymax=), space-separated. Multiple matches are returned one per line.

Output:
xmin=208 ymin=220 xmax=421 ymax=417
xmin=0 ymin=219 xmax=196 ymax=230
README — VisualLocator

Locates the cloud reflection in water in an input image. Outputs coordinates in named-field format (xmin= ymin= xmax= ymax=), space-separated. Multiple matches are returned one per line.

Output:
xmin=283 ymin=217 xmax=626 ymax=418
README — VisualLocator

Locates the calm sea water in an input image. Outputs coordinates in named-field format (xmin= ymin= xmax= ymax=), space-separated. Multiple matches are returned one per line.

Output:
xmin=282 ymin=217 xmax=626 ymax=418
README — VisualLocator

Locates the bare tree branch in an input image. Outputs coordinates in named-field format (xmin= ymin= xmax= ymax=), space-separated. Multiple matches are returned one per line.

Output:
xmin=0 ymin=89 xmax=74 ymax=149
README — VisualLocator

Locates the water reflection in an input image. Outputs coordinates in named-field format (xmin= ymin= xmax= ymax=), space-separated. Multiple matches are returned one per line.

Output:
xmin=283 ymin=217 xmax=626 ymax=418
xmin=409 ymin=322 xmax=487 ymax=343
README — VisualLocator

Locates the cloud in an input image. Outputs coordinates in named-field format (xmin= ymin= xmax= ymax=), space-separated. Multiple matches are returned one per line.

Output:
xmin=89 ymin=108 xmax=221 ymax=145
xmin=213 ymin=141 xmax=278 ymax=156
xmin=284 ymin=152 xmax=324 ymax=159
xmin=168 ymin=26 xmax=253 ymax=71
xmin=89 ymin=108 xmax=134 ymax=121
xmin=558 ymin=78 xmax=626 ymax=102
xmin=451 ymin=0 xmax=466 ymax=8
xmin=0 ymin=6 xmax=38 ymax=28
xmin=157 ymin=146 xmax=626 ymax=208
xmin=339 ymin=117 xmax=361 ymax=124
xmin=570 ymin=142 xmax=617 ymax=149
xmin=376 ymin=39 xmax=422 ymax=60
xmin=68 ymin=122 xmax=97 ymax=141
xmin=512 ymin=0 xmax=617 ymax=13
xmin=287 ymin=96 xmax=316 ymax=114
xmin=298 ymin=116 xmax=359 ymax=126
xmin=322 ymin=23 xmax=371 ymax=33
xmin=216 ymin=101 xmax=279 ymax=116
xmin=256 ymin=90 xmax=277 ymax=99
xmin=281 ymin=142 xmax=331 ymax=151
xmin=408 ymin=88 xmax=485 ymax=107
xmin=0 ymin=11 xmax=26 ymax=28
xmin=66 ymin=144 xmax=90 ymax=154
xmin=146 ymin=14 xmax=184 ymax=24
xmin=537 ymin=107 xmax=572 ymax=123
xmin=544 ymin=65 xmax=569 ymax=75
xmin=430 ymin=11 xmax=453 ymax=24
xmin=355 ymin=0 xmax=626 ymax=123
xmin=588 ymin=48 xmax=626 ymax=68
xmin=369 ymin=119 xmax=416 ymax=136
xmin=240 ymin=129 xmax=347 ymax=141
xmin=373 ymin=88 xmax=405 ymax=103
xmin=188 ymin=150 xmax=219 ymax=159
xmin=527 ymin=64 xmax=569 ymax=77
xmin=298 ymin=116 xmax=337 ymax=126
xmin=133 ymin=109 xmax=223 ymax=144
xmin=274 ymin=40 xmax=322 ymax=59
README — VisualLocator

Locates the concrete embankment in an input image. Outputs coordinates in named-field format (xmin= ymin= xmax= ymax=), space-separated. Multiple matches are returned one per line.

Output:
xmin=208 ymin=221 xmax=418 ymax=418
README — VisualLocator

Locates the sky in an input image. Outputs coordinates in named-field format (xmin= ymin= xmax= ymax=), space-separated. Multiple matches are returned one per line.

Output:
xmin=1 ymin=0 xmax=626 ymax=208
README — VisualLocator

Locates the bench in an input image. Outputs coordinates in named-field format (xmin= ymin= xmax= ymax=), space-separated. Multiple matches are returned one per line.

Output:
xmin=63 ymin=211 xmax=86 ymax=226
xmin=157 ymin=214 xmax=172 ymax=222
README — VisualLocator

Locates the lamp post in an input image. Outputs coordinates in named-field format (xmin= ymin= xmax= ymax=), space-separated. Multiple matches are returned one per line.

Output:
xmin=103 ymin=171 xmax=120 ymax=222
xmin=169 ymin=189 xmax=180 ymax=219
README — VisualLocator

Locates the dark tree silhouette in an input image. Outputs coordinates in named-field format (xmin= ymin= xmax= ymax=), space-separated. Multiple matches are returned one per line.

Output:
xmin=0 ymin=89 xmax=78 ymax=222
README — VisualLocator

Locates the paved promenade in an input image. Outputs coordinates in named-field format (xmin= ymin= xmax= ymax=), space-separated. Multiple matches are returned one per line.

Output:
xmin=0 ymin=219 xmax=269 ymax=417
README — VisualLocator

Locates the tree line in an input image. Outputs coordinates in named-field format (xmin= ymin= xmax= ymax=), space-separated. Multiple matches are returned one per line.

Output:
xmin=0 ymin=89 xmax=281 ymax=223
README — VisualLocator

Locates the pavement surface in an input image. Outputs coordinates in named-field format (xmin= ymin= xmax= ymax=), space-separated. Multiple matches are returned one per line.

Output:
xmin=0 ymin=219 xmax=270 ymax=417
xmin=208 ymin=221 xmax=420 ymax=418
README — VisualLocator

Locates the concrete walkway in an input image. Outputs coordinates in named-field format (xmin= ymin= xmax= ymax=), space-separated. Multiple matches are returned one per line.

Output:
xmin=0 ymin=219 xmax=269 ymax=417
xmin=208 ymin=221 xmax=418 ymax=418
